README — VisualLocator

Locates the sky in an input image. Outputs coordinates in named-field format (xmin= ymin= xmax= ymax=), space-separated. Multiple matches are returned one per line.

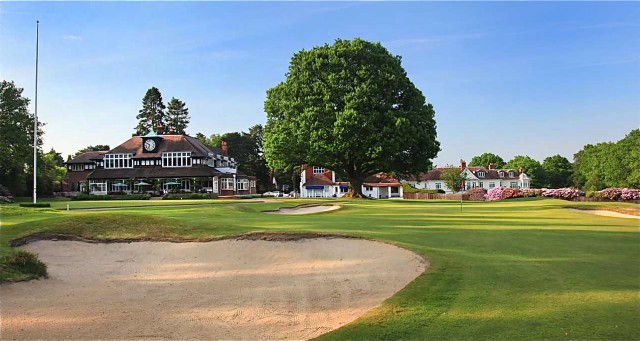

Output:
xmin=1 ymin=2 xmax=639 ymax=167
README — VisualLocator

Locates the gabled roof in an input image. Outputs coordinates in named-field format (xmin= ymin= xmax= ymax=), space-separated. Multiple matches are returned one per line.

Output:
xmin=409 ymin=167 xmax=525 ymax=181
xmin=65 ymin=151 xmax=107 ymax=164
xmin=363 ymin=173 xmax=402 ymax=187
xmin=108 ymin=135 xmax=225 ymax=159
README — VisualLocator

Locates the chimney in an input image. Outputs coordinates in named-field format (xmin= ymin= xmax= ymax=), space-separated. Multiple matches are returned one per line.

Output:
xmin=489 ymin=162 xmax=494 ymax=170
xmin=519 ymin=166 xmax=524 ymax=174
xmin=221 ymin=140 xmax=228 ymax=156
xmin=168 ymin=127 xmax=175 ymax=135
xmin=460 ymin=159 xmax=466 ymax=169
xmin=156 ymin=123 xmax=164 ymax=135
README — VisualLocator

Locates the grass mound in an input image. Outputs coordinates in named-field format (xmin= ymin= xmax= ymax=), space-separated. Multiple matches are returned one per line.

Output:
xmin=0 ymin=250 xmax=47 ymax=282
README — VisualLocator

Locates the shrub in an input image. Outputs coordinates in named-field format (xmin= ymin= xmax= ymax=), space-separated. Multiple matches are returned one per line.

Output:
xmin=19 ymin=203 xmax=51 ymax=208
xmin=594 ymin=188 xmax=640 ymax=201
xmin=402 ymin=183 xmax=442 ymax=194
xmin=541 ymin=188 xmax=584 ymax=199
xmin=519 ymin=188 xmax=542 ymax=197
xmin=71 ymin=193 xmax=150 ymax=201
xmin=502 ymin=188 xmax=521 ymax=199
xmin=485 ymin=187 xmax=505 ymax=201
xmin=465 ymin=187 xmax=487 ymax=201
xmin=600 ymin=188 xmax=622 ymax=200
xmin=234 ymin=194 xmax=263 ymax=199
xmin=621 ymin=188 xmax=640 ymax=200
xmin=163 ymin=193 xmax=218 ymax=200
xmin=1 ymin=250 xmax=47 ymax=278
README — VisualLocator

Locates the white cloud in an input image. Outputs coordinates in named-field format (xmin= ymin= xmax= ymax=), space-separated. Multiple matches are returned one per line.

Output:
xmin=63 ymin=35 xmax=83 ymax=42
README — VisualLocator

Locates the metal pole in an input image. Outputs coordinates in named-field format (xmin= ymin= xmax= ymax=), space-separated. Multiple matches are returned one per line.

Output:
xmin=33 ymin=20 xmax=39 ymax=204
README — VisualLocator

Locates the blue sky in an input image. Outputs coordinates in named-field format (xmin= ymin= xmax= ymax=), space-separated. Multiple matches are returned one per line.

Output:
xmin=2 ymin=2 xmax=638 ymax=167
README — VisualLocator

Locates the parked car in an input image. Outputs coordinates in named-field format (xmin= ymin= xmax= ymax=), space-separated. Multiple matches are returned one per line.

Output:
xmin=263 ymin=191 xmax=284 ymax=197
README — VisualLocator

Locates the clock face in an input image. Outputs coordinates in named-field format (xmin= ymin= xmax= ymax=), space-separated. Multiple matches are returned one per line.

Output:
xmin=144 ymin=139 xmax=156 ymax=152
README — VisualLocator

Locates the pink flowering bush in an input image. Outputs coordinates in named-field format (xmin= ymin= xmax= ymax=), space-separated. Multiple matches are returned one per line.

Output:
xmin=520 ymin=188 xmax=542 ymax=197
xmin=621 ymin=188 xmax=640 ymax=200
xmin=541 ymin=188 xmax=584 ymax=200
xmin=465 ymin=187 xmax=487 ymax=201
xmin=595 ymin=188 xmax=640 ymax=201
xmin=502 ymin=188 xmax=521 ymax=199
xmin=484 ymin=187 xmax=505 ymax=201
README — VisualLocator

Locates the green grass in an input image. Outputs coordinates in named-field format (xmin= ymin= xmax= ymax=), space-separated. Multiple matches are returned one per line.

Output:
xmin=0 ymin=198 xmax=638 ymax=340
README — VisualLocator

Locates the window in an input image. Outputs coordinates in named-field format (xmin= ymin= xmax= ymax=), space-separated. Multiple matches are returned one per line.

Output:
xmin=510 ymin=182 xmax=517 ymax=188
xmin=489 ymin=182 xmax=495 ymax=188
xmin=162 ymin=152 xmax=192 ymax=168
xmin=365 ymin=186 xmax=373 ymax=191
xmin=340 ymin=187 xmax=348 ymax=193
xmin=313 ymin=166 xmax=325 ymax=174
xmin=499 ymin=171 xmax=505 ymax=178
xmin=237 ymin=179 xmax=249 ymax=191
xmin=509 ymin=171 xmax=514 ymax=177
xmin=479 ymin=182 xmax=483 ymax=188
xmin=221 ymin=178 xmax=234 ymax=190
xmin=250 ymin=180 xmax=256 ymax=188
xmin=104 ymin=154 xmax=133 ymax=169
xmin=478 ymin=171 xmax=486 ymax=178
xmin=435 ymin=183 xmax=442 ymax=189
xmin=70 ymin=164 xmax=84 ymax=171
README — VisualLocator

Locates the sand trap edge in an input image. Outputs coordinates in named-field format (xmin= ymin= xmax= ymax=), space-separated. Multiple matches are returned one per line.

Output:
xmin=566 ymin=208 xmax=640 ymax=219
xmin=263 ymin=204 xmax=342 ymax=215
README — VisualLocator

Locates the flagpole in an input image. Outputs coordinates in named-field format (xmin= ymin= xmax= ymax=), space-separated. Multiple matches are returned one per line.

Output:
xmin=33 ymin=20 xmax=39 ymax=204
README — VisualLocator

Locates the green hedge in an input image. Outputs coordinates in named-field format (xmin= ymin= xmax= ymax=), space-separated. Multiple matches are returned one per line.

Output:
xmin=234 ymin=194 xmax=263 ymax=199
xmin=163 ymin=193 xmax=218 ymax=200
xmin=71 ymin=194 xmax=150 ymax=201
xmin=18 ymin=203 xmax=51 ymax=208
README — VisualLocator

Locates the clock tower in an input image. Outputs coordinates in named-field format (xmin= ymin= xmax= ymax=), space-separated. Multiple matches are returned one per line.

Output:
xmin=142 ymin=131 xmax=162 ymax=153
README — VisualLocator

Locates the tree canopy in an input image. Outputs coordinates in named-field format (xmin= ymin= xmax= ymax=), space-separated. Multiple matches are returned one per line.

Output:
xmin=573 ymin=129 xmax=639 ymax=190
xmin=263 ymin=38 xmax=440 ymax=197
xmin=135 ymin=87 xmax=166 ymax=135
xmin=504 ymin=155 xmax=543 ymax=188
xmin=441 ymin=167 xmax=465 ymax=193
xmin=165 ymin=97 xmax=190 ymax=134
xmin=541 ymin=154 xmax=572 ymax=188
xmin=469 ymin=153 xmax=505 ymax=169
xmin=0 ymin=80 xmax=43 ymax=196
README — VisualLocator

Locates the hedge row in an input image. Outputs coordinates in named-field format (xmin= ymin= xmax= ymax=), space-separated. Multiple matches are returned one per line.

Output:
xmin=18 ymin=203 xmax=51 ymax=208
xmin=162 ymin=193 xmax=218 ymax=200
xmin=71 ymin=194 xmax=150 ymax=201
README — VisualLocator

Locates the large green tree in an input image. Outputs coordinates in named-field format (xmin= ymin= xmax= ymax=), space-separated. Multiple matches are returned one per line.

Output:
xmin=0 ymin=81 xmax=43 ymax=196
xmin=27 ymin=149 xmax=67 ymax=196
xmin=441 ymin=167 xmax=466 ymax=193
xmin=135 ymin=87 xmax=166 ymax=135
xmin=469 ymin=153 xmax=505 ymax=169
xmin=264 ymin=38 xmax=440 ymax=197
xmin=541 ymin=154 xmax=572 ymax=188
xmin=504 ymin=155 xmax=543 ymax=188
xmin=573 ymin=129 xmax=639 ymax=190
xmin=165 ymin=97 xmax=190 ymax=134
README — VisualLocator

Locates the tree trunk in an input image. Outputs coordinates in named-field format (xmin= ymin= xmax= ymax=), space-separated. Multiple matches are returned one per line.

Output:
xmin=345 ymin=178 xmax=365 ymax=198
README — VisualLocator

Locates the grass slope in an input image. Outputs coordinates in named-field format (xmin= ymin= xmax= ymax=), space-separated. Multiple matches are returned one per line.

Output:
xmin=1 ymin=198 xmax=638 ymax=340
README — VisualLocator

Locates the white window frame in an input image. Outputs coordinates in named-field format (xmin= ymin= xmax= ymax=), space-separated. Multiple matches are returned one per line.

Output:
xmin=313 ymin=166 xmax=325 ymax=174
xmin=104 ymin=154 xmax=133 ymax=169
xmin=478 ymin=171 xmax=485 ymax=177
xmin=510 ymin=182 xmax=518 ymax=188
xmin=435 ymin=183 xmax=442 ymax=189
xmin=221 ymin=178 xmax=234 ymax=190
xmin=162 ymin=152 xmax=192 ymax=168
xmin=237 ymin=179 xmax=249 ymax=191
xmin=489 ymin=182 xmax=496 ymax=188
xmin=509 ymin=171 xmax=515 ymax=177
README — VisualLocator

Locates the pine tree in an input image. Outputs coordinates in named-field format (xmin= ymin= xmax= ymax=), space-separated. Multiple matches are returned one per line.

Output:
xmin=165 ymin=97 xmax=190 ymax=134
xmin=135 ymin=87 xmax=166 ymax=135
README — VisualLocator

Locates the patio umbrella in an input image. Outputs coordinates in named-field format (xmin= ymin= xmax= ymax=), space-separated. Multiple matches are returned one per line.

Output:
xmin=165 ymin=181 xmax=180 ymax=185
xmin=134 ymin=182 xmax=151 ymax=186
xmin=113 ymin=183 xmax=128 ymax=187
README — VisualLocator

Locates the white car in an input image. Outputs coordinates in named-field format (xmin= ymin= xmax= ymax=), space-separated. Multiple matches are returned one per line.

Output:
xmin=263 ymin=191 xmax=284 ymax=197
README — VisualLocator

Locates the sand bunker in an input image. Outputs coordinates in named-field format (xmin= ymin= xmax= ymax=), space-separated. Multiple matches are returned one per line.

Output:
xmin=266 ymin=205 xmax=341 ymax=215
xmin=1 ymin=238 xmax=426 ymax=340
xmin=568 ymin=208 xmax=640 ymax=219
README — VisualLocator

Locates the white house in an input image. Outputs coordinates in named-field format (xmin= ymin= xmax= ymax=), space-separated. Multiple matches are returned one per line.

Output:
xmin=299 ymin=166 xmax=403 ymax=199
xmin=403 ymin=160 xmax=530 ymax=193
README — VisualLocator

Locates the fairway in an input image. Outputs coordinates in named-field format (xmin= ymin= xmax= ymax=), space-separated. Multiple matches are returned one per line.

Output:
xmin=1 ymin=198 xmax=638 ymax=340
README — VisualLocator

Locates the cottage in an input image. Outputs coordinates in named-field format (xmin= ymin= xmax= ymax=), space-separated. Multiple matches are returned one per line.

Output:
xmin=64 ymin=130 xmax=256 ymax=196
xmin=299 ymin=166 xmax=403 ymax=199
xmin=403 ymin=160 xmax=530 ymax=193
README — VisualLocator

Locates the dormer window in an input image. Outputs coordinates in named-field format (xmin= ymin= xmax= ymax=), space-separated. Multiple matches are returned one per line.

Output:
xmin=499 ymin=171 xmax=505 ymax=178
xmin=162 ymin=152 xmax=192 ymax=168
xmin=509 ymin=171 xmax=514 ymax=177
xmin=313 ymin=166 xmax=325 ymax=174
xmin=478 ymin=171 xmax=486 ymax=178
xmin=104 ymin=154 xmax=133 ymax=169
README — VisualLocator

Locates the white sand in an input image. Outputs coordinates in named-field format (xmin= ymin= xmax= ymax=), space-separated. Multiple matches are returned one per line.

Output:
xmin=0 ymin=238 xmax=426 ymax=340
xmin=266 ymin=205 xmax=341 ymax=215
xmin=568 ymin=208 xmax=640 ymax=219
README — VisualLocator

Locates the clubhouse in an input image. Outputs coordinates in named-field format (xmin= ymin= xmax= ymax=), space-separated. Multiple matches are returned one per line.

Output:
xmin=64 ymin=129 xmax=256 ymax=196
